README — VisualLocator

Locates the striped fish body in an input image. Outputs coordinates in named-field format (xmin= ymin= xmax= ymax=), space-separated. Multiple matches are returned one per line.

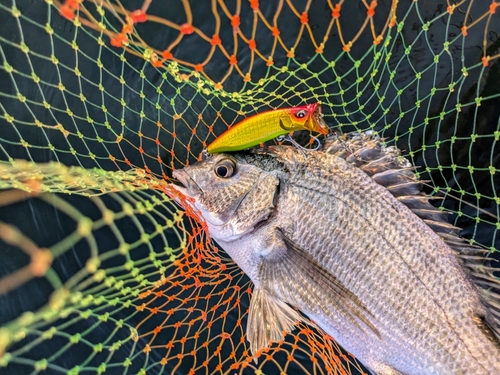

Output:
xmin=254 ymin=146 xmax=499 ymax=374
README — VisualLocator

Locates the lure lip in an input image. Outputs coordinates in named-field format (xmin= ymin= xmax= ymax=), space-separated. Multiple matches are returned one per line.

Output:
xmin=290 ymin=103 xmax=329 ymax=135
xmin=310 ymin=103 xmax=329 ymax=135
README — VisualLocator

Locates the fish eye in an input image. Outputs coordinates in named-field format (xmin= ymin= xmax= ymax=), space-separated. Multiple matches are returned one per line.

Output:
xmin=295 ymin=110 xmax=307 ymax=119
xmin=214 ymin=158 xmax=236 ymax=178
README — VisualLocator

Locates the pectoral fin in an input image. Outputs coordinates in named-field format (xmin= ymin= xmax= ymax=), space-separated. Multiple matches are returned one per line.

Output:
xmin=259 ymin=228 xmax=380 ymax=338
xmin=247 ymin=286 xmax=307 ymax=358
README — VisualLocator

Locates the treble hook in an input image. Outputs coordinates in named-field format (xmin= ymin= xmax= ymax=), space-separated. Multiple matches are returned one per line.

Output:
xmin=309 ymin=135 xmax=321 ymax=150
xmin=277 ymin=134 xmax=321 ymax=157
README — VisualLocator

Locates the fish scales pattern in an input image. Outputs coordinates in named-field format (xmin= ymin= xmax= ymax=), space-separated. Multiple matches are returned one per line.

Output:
xmin=264 ymin=148 xmax=500 ymax=374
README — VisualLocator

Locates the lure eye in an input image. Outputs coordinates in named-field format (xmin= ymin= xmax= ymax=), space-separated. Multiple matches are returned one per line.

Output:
xmin=295 ymin=110 xmax=307 ymax=119
xmin=214 ymin=158 xmax=236 ymax=178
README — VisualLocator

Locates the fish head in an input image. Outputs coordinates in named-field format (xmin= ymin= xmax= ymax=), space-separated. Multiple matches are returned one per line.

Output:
xmin=171 ymin=154 xmax=280 ymax=242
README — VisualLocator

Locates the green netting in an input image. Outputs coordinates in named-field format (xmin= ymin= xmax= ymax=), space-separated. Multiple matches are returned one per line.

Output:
xmin=0 ymin=0 xmax=499 ymax=374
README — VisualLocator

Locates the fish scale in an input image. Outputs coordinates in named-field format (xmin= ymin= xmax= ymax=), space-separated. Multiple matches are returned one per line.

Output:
xmin=170 ymin=134 xmax=500 ymax=374
xmin=271 ymin=150 xmax=497 ymax=374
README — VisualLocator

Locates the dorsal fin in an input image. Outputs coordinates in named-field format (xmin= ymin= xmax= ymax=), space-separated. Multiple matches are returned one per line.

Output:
xmin=322 ymin=131 xmax=500 ymax=342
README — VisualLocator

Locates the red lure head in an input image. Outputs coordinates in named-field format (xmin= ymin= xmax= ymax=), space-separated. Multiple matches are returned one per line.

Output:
xmin=288 ymin=103 xmax=329 ymax=135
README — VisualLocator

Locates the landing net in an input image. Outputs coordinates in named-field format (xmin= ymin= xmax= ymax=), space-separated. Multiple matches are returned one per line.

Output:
xmin=0 ymin=1 xmax=499 ymax=374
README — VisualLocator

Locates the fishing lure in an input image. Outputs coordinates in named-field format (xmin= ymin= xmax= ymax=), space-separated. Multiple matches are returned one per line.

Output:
xmin=206 ymin=103 xmax=329 ymax=154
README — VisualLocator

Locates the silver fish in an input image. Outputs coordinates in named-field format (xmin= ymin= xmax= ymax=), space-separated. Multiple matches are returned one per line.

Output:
xmin=170 ymin=133 xmax=500 ymax=375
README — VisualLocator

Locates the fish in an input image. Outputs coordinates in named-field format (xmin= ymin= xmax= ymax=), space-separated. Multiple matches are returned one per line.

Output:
xmin=206 ymin=103 xmax=329 ymax=154
xmin=169 ymin=132 xmax=500 ymax=374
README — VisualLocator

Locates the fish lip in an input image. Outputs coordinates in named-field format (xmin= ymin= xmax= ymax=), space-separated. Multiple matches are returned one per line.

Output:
xmin=172 ymin=169 xmax=203 ymax=197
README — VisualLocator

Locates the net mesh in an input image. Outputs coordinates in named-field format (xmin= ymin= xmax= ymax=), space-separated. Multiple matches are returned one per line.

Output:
xmin=0 ymin=0 xmax=499 ymax=374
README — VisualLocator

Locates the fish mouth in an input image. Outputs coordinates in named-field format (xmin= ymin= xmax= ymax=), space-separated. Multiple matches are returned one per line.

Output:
xmin=171 ymin=169 xmax=203 ymax=197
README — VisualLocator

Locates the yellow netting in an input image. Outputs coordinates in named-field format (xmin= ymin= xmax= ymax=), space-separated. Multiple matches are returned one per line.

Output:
xmin=0 ymin=1 xmax=499 ymax=374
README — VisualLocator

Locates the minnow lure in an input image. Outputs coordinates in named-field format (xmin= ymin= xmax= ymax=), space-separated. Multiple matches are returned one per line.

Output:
xmin=206 ymin=103 xmax=329 ymax=154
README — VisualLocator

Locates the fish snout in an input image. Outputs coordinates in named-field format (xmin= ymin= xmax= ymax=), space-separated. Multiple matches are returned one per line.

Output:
xmin=172 ymin=169 xmax=202 ymax=197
